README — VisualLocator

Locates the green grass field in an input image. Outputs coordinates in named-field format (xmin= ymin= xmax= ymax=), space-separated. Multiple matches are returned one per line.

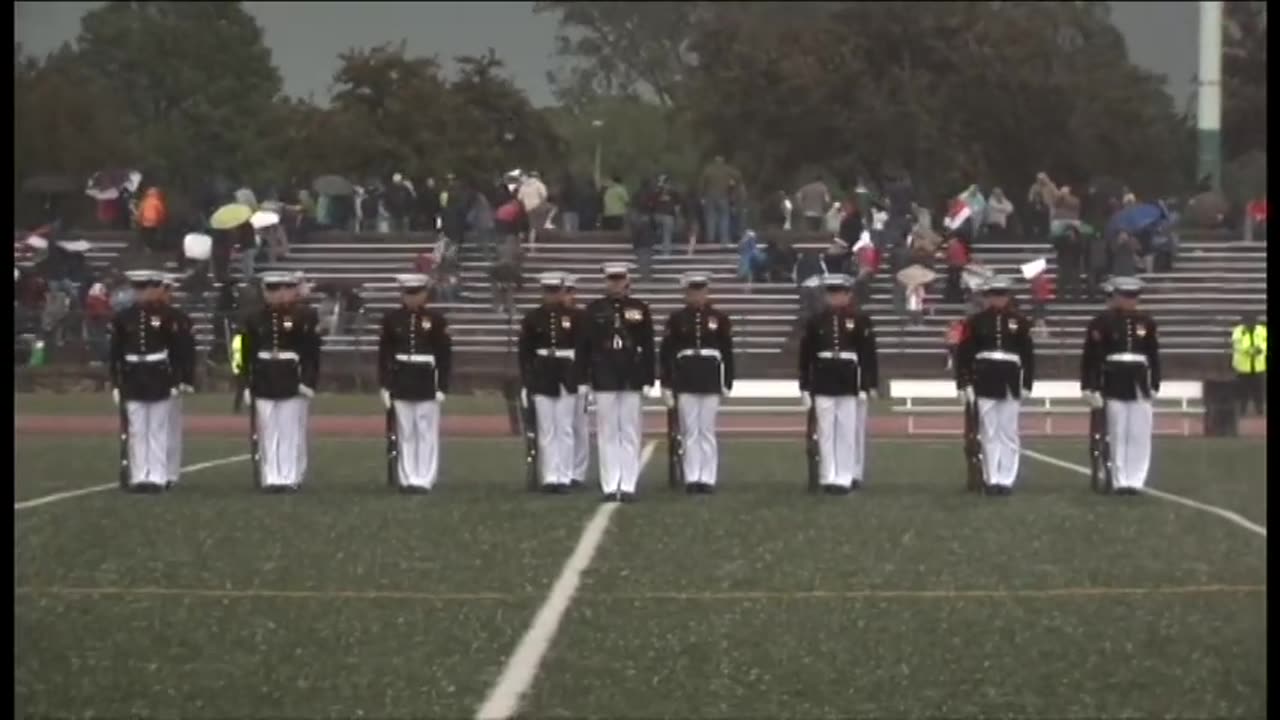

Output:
xmin=14 ymin=435 xmax=1267 ymax=719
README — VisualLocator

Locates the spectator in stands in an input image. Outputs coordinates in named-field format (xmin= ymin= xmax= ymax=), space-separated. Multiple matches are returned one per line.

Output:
xmin=838 ymin=199 xmax=865 ymax=248
xmin=699 ymin=155 xmax=743 ymax=246
xmin=518 ymin=171 xmax=551 ymax=247
xmin=737 ymin=229 xmax=766 ymax=283
xmin=82 ymin=279 xmax=112 ymax=363
xmin=1026 ymin=172 xmax=1056 ymax=241
xmin=494 ymin=190 xmax=526 ymax=247
xmin=1029 ymin=267 xmax=1054 ymax=337
xmin=1245 ymin=196 xmax=1267 ymax=243
xmin=794 ymin=176 xmax=831 ymax=232
xmin=727 ymin=177 xmax=748 ymax=244
xmin=943 ymin=232 xmax=970 ymax=303
xmin=137 ymin=187 xmax=167 ymax=253
xmin=1084 ymin=225 xmax=1110 ymax=300
xmin=760 ymin=190 xmax=791 ymax=230
xmin=984 ymin=187 xmax=1014 ymax=242
xmin=441 ymin=175 xmax=472 ymax=245
xmin=601 ymin=175 xmax=629 ymax=231
xmin=386 ymin=173 xmax=415 ymax=232
xmin=645 ymin=174 xmax=681 ymax=256
xmin=944 ymin=318 xmax=965 ymax=370
xmin=414 ymin=177 xmax=439 ymax=231
xmin=467 ymin=189 xmax=496 ymax=261
xmin=1053 ymin=226 xmax=1084 ymax=301
xmin=852 ymin=232 xmax=879 ymax=305
xmin=765 ymin=232 xmax=797 ymax=283
xmin=1110 ymin=231 xmax=1140 ymax=277
xmin=558 ymin=174 xmax=584 ymax=233
xmin=490 ymin=234 xmax=524 ymax=313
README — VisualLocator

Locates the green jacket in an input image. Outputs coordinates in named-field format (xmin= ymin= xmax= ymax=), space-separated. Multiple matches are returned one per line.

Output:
xmin=603 ymin=183 xmax=630 ymax=217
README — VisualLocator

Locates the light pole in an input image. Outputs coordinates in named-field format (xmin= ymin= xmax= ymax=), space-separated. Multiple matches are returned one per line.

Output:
xmin=591 ymin=119 xmax=604 ymax=188
xmin=1196 ymin=1 xmax=1223 ymax=190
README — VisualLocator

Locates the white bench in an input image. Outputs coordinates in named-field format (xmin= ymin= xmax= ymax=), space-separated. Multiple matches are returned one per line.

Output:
xmin=888 ymin=379 xmax=1204 ymax=436
xmin=639 ymin=379 xmax=804 ymax=413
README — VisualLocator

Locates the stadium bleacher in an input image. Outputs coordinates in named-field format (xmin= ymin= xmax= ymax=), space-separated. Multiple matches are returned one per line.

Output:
xmin=17 ymin=227 xmax=1265 ymax=379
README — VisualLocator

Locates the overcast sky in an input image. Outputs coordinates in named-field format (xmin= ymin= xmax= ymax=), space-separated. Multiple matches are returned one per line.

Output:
xmin=16 ymin=1 xmax=1201 ymax=109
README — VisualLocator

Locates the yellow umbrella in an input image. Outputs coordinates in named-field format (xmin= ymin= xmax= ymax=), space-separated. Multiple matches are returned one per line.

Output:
xmin=210 ymin=203 xmax=253 ymax=230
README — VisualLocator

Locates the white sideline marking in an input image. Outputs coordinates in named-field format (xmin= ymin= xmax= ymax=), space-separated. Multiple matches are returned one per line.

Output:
xmin=14 ymin=454 xmax=251 ymax=511
xmin=475 ymin=440 xmax=658 ymax=720
xmin=1021 ymin=449 xmax=1267 ymax=538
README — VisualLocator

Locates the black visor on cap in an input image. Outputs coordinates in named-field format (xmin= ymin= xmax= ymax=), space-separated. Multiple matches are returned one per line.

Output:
xmin=605 ymin=272 xmax=628 ymax=280
xmin=131 ymin=279 xmax=163 ymax=288
xmin=686 ymin=281 xmax=709 ymax=290
xmin=401 ymin=284 xmax=428 ymax=294
xmin=263 ymin=282 xmax=293 ymax=291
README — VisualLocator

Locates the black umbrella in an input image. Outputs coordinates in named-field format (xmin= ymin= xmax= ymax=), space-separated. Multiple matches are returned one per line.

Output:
xmin=22 ymin=175 xmax=79 ymax=194
xmin=313 ymin=174 xmax=355 ymax=196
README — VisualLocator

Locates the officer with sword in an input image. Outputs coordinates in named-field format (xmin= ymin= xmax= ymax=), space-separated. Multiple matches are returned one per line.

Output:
xmin=378 ymin=273 xmax=452 ymax=493
xmin=659 ymin=271 xmax=735 ymax=493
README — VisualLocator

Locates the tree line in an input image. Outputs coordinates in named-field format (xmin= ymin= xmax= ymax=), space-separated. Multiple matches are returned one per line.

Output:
xmin=14 ymin=1 xmax=1268 ymax=220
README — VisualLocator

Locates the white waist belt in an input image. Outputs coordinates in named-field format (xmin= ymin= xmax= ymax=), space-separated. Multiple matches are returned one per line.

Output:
xmin=816 ymin=351 xmax=859 ymax=361
xmin=677 ymin=348 xmax=721 ymax=359
xmin=257 ymin=351 xmax=300 ymax=361
xmin=1105 ymin=352 xmax=1148 ymax=365
xmin=535 ymin=348 xmax=575 ymax=359
xmin=124 ymin=350 xmax=169 ymax=363
xmin=394 ymin=353 xmax=437 ymax=364
xmin=975 ymin=350 xmax=1021 ymax=365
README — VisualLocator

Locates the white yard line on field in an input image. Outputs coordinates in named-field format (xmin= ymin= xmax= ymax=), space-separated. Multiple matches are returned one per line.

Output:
xmin=14 ymin=454 xmax=250 ymax=511
xmin=1021 ymin=448 xmax=1267 ymax=538
xmin=474 ymin=440 xmax=658 ymax=720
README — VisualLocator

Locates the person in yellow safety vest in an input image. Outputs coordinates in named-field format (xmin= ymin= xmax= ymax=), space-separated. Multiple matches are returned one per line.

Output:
xmin=1231 ymin=314 xmax=1267 ymax=416
xmin=230 ymin=332 xmax=246 ymax=412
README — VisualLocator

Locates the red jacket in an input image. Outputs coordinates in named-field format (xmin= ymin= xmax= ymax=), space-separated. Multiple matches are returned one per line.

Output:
xmin=1030 ymin=274 xmax=1054 ymax=302
xmin=946 ymin=238 xmax=970 ymax=268
xmin=1248 ymin=198 xmax=1268 ymax=223
xmin=856 ymin=244 xmax=879 ymax=275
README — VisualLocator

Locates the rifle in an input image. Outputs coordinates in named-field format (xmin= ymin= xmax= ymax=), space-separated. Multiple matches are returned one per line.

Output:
xmin=247 ymin=392 xmax=262 ymax=489
xmin=1089 ymin=406 xmax=1114 ymax=493
xmin=806 ymin=403 xmax=820 ymax=493
xmin=522 ymin=394 xmax=540 ymax=491
xmin=117 ymin=396 xmax=131 ymax=490
xmin=963 ymin=397 xmax=986 ymax=492
xmin=667 ymin=394 xmax=684 ymax=490
xmin=386 ymin=403 xmax=398 ymax=488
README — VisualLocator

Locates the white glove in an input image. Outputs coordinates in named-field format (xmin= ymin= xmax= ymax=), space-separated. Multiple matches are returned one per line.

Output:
xmin=662 ymin=389 xmax=675 ymax=408
xmin=643 ymin=385 xmax=653 ymax=396
xmin=171 ymin=386 xmax=180 ymax=397
xmin=1084 ymin=391 xmax=1104 ymax=409
xmin=959 ymin=387 xmax=975 ymax=403
xmin=380 ymin=389 xmax=391 ymax=409
xmin=864 ymin=389 xmax=879 ymax=400
xmin=298 ymin=385 xmax=315 ymax=399
xmin=436 ymin=392 xmax=446 ymax=404
xmin=111 ymin=388 xmax=120 ymax=406
xmin=179 ymin=383 xmax=194 ymax=395
xmin=578 ymin=385 xmax=589 ymax=395
xmin=520 ymin=389 xmax=529 ymax=408
xmin=801 ymin=393 xmax=813 ymax=410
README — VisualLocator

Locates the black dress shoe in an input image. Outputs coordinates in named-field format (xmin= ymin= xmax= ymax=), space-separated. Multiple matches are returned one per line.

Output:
xmin=400 ymin=485 xmax=431 ymax=495
xmin=685 ymin=483 xmax=699 ymax=495
xmin=698 ymin=483 xmax=715 ymax=495
xmin=849 ymin=480 xmax=863 ymax=492
xmin=601 ymin=492 xmax=620 ymax=503
xmin=164 ymin=480 xmax=176 ymax=491
xmin=281 ymin=484 xmax=300 ymax=494
xmin=552 ymin=485 xmax=571 ymax=495
xmin=569 ymin=479 xmax=583 ymax=489
xmin=540 ymin=484 xmax=560 ymax=494
xmin=620 ymin=492 xmax=637 ymax=503
xmin=128 ymin=483 xmax=164 ymax=494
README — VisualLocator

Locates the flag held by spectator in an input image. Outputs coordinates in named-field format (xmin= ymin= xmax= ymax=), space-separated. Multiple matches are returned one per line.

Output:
xmin=1020 ymin=258 xmax=1047 ymax=280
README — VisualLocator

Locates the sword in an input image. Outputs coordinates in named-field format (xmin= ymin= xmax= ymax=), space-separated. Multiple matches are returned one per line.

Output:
xmin=667 ymin=393 xmax=684 ymax=490
xmin=1089 ymin=405 xmax=1113 ymax=493
xmin=963 ymin=397 xmax=986 ymax=492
